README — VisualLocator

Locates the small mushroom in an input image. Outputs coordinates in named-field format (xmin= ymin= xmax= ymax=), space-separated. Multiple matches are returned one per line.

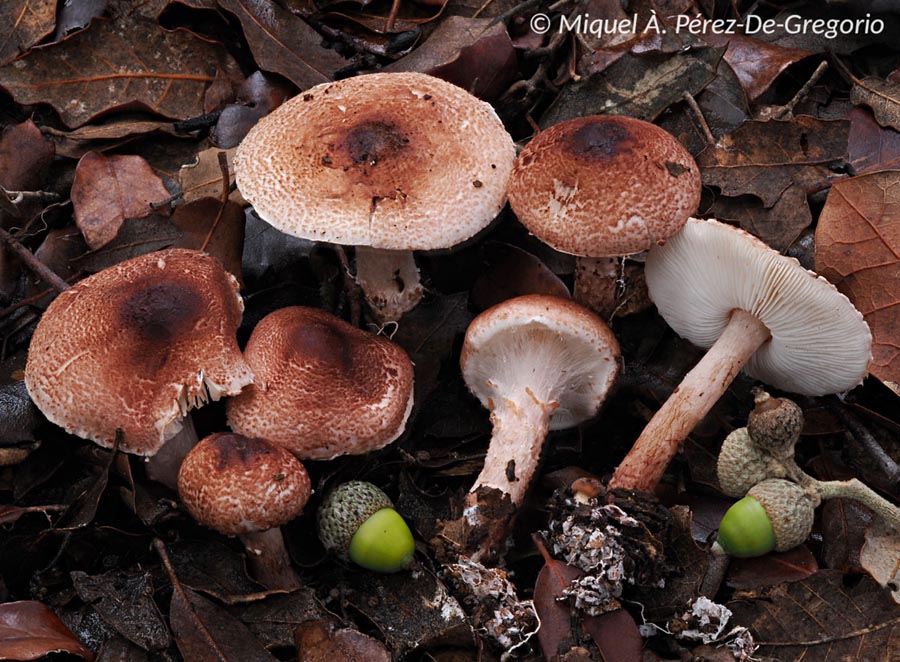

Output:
xmin=227 ymin=306 xmax=414 ymax=460
xmin=234 ymin=71 xmax=516 ymax=321
xmin=610 ymin=219 xmax=872 ymax=492
xmin=458 ymin=294 xmax=620 ymax=558
xmin=177 ymin=432 xmax=311 ymax=590
xmin=24 ymin=249 xmax=253 ymax=488
xmin=507 ymin=115 xmax=701 ymax=316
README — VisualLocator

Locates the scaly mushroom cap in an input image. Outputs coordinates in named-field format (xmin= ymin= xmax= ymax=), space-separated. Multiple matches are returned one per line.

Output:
xmin=178 ymin=433 xmax=311 ymax=536
xmin=508 ymin=115 xmax=701 ymax=256
xmin=234 ymin=72 xmax=516 ymax=250
xmin=646 ymin=218 xmax=872 ymax=395
xmin=25 ymin=249 xmax=252 ymax=456
xmin=227 ymin=307 xmax=414 ymax=460
xmin=461 ymin=294 xmax=620 ymax=430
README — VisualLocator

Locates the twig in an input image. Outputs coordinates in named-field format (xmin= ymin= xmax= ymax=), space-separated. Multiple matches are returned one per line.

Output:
xmin=772 ymin=60 xmax=828 ymax=120
xmin=0 ymin=227 xmax=70 ymax=293
xmin=2 ymin=189 xmax=61 ymax=205
xmin=199 ymin=151 xmax=231 ymax=252
xmin=385 ymin=0 xmax=402 ymax=31
xmin=682 ymin=91 xmax=715 ymax=146
xmin=0 ymin=287 xmax=53 ymax=321
xmin=826 ymin=396 xmax=900 ymax=484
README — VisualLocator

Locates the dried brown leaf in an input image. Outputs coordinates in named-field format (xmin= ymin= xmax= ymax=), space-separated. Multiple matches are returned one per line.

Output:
xmin=0 ymin=0 xmax=56 ymax=66
xmin=0 ymin=11 xmax=238 ymax=127
xmin=295 ymin=619 xmax=391 ymax=661
xmin=0 ymin=600 xmax=93 ymax=661
xmin=847 ymin=107 xmax=900 ymax=176
xmin=217 ymin=0 xmax=346 ymax=90
xmin=0 ymin=119 xmax=54 ymax=191
xmin=179 ymin=148 xmax=244 ymax=205
xmin=852 ymin=76 xmax=900 ymax=131
xmin=385 ymin=17 xmax=518 ymax=101
xmin=726 ymin=546 xmax=818 ymax=590
xmin=533 ymin=557 xmax=583 ymax=659
xmin=861 ymin=519 xmax=900 ymax=604
xmin=814 ymin=170 xmax=900 ymax=386
xmin=729 ymin=570 xmax=900 ymax=660
xmin=170 ymin=198 xmax=245 ymax=283
xmin=46 ymin=120 xmax=182 ymax=159
xmin=71 ymin=152 xmax=171 ymax=250
xmin=703 ymin=33 xmax=812 ymax=101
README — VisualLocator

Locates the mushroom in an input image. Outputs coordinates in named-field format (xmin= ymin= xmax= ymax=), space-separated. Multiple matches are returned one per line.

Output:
xmin=234 ymin=71 xmax=516 ymax=321
xmin=24 ymin=249 xmax=253 ymax=488
xmin=178 ymin=432 xmax=311 ymax=590
xmin=227 ymin=306 xmax=414 ymax=460
xmin=458 ymin=294 xmax=620 ymax=558
xmin=610 ymin=218 xmax=872 ymax=492
xmin=507 ymin=115 xmax=700 ymax=317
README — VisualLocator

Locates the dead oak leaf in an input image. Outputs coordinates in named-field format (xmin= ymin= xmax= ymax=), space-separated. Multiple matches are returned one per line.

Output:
xmin=0 ymin=600 xmax=93 ymax=661
xmin=0 ymin=0 xmax=56 ymax=67
xmin=0 ymin=11 xmax=239 ymax=127
xmin=815 ymin=170 xmax=900 ymax=388
xmin=71 ymin=152 xmax=171 ymax=250
xmin=851 ymin=76 xmax=900 ymax=132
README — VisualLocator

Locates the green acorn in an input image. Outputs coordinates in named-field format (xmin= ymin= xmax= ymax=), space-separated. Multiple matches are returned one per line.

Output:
xmin=747 ymin=389 xmax=803 ymax=457
xmin=717 ymin=479 xmax=817 ymax=558
xmin=317 ymin=481 xmax=415 ymax=573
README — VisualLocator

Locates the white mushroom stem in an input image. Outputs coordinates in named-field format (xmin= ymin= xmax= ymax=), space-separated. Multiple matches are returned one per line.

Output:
xmin=355 ymin=246 xmax=424 ymax=322
xmin=469 ymin=391 xmax=557 ymax=507
xmin=611 ymin=308 xmax=771 ymax=492
xmin=146 ymin=415 xmax=198 ymax=491
xmin=238 ymin=528 xmax=300 ymax=592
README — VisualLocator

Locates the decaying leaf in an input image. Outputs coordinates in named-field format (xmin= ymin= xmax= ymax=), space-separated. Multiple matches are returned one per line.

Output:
xmin=851 ymin=76 xmax=900 ymax=131
xmin=179 ymin=148 xmax=243 ymax=205
xmin=703 ymin=33 xmax=812 ymax=102
xmin=170 ymin=198 xmax=246 ymax=283
xmin=0 ymin=1 xmax=56 ymax=67
xmin=0 ymin=119 xmax=55 ymax=192
xmin=847 ymin=107 xmax=900 ymax=176
xmin=386 ymin=16 xmax=518 ymax=101
xmin=814 ymin=170 xmax=900 ymax=387
xmin=861 ymin=519 xmax=900 ymax=604
xmin=730 ymin=570 xmax=900 ymax=660
xmin=0 ymin=10 xmax=239 ymax=127
xmin=543 ymin=46 xmax=723 ymax=126
xmin=71 ymin=152 xmax=171 ymax=249
xmin=217 ymin=0 xmax=346 ymax=90
xmin=0 ymin=600 xmax=93 ymax=661
xmin=295 ymin=619 xmax=391 ymax=661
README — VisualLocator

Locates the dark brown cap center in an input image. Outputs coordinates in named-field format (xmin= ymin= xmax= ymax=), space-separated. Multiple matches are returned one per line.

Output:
xmin=568 ymin=120 xmax=635 ymax=161
xmin=330 ymin=120 xmax=409 ymax=169
xmin=119 ymin=281 xmax=204 ymax=344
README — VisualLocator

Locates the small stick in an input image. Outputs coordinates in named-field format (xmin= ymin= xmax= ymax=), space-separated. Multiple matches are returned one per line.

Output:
xmin=0 ymin=287 xmax=53 ymax=321
xmin=682 ymin=91 xmax=715 ymax=146
xmin=772 ymin=60 xmax=828 ymax=120
xmin=385 ymin=0 xmax=402 ymax=32
xmin=0 ymin=227 xmax=70 ymax=293
xmin=2 ymin=190 xmax=61 ymax=205
xmin=826 ymin=396 xmax=900 ymax=484
xmin=199 ymin=151 xmax=231 ymax=252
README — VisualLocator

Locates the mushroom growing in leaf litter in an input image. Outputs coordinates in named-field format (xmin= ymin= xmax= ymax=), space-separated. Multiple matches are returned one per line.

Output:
xmin=234 ymin=71 xmax=516 ymax=321
xmin=611 ymin=218 xmax=872 ymax=493
xmin=507 ymin=115 xmax=701 ymax=315
xmin=455 ymin=294 xmax=620 ymax=559
xmin=227 ymin=306 xmax=414 ymax=460
xmin=24 ymin=248 xmax=253 ymax=488
xmin=178 ymin=432 xmax=311 ymax=590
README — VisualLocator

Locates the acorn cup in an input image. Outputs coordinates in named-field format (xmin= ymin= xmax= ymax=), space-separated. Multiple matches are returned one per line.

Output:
xmin=317 ymin=481 xmax=415 ymax=573
xmin=746 ymin=388 xmax=804 ymax=458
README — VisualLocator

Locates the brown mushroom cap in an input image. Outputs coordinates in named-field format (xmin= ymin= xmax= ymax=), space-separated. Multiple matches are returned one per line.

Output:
xmin=234 ymin=72 xmax=515 ymax=250
xmin=461 ymin=294 xmax=620 ymax=430
xmin=508 ymin=115 xmax=701 ymax=256
xmin=227 ymin=307 xmax=414 ymax=460
xmin=178 ymin=432 xmax=311 ymax=535
xmin=25 ymin=249 xmax=252 ymax=456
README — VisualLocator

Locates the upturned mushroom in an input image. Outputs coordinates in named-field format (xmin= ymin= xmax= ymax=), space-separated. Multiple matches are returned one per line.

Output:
xmin=25 ymin=249 xmax=253 ymax=487
xmin=457 ymin=294 xmax=620 ymax=558
xmin=507 ymin=115 xmax=701 ymax=316
xmin=610 ymin=218 xmax=872 ymax=492
xmin=234 ymin=71 xmax=516 ymax=321
xmin=227 ymin=306 xmax=414 ymax=460
xmin=178 ymin=432 xmax=311 ymax=590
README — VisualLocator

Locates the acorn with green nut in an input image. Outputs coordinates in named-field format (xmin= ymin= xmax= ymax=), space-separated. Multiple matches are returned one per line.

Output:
xmin=715 ymin=390 xmax=900 ymax=558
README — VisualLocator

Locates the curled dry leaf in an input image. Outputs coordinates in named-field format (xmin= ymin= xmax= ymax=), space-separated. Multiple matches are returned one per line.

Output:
xmin=851 ymin=76 xmax=900 ymax=131
xmin=180 ymin=148 xmax=243 ymax=206
xmin=217 ymin=0 xmax=346 ymax=90
xmin=0 ymin=1 xmax=56 ymax=67
xmin=703 ymin=33 xmax=812 ymax=102
xmin=0 ymin=600 xmax=93 ymax=661
xmin=814 ymin=171 xmax=900 ymax=391
xmin=847 ymin=107 xmax=900 ymax=176
xmin=0 ymin=10 xmax=239 ymax=127
xmin=71 ymin=152 xmax=171 ymax=250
